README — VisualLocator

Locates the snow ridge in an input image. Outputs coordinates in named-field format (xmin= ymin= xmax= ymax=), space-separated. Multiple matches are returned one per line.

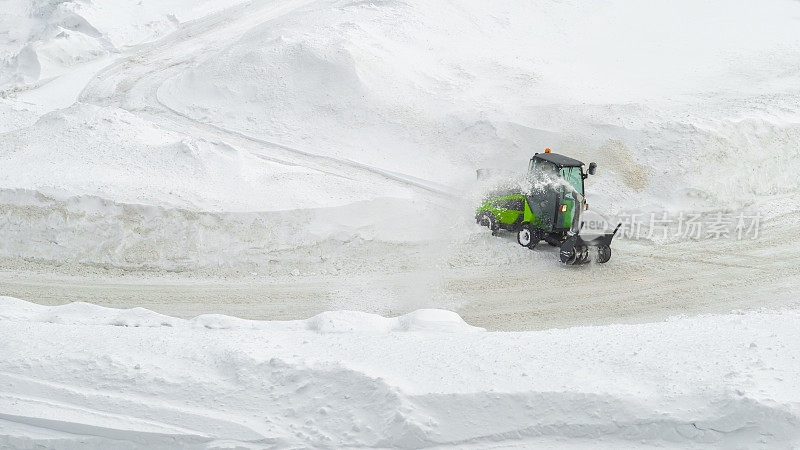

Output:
xmin=2 ymin=297 xmax=800 ymax=448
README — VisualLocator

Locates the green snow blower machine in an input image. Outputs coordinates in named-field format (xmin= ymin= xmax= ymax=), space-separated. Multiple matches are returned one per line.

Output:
xmin=475 ymin=149 xmax=621 ymax=265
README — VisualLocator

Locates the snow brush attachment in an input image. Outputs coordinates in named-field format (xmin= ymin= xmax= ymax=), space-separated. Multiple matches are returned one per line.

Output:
xmin=559 ymin=223 xmax=621 ymax=265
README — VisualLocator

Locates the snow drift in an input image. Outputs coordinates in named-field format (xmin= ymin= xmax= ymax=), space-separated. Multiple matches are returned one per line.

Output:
xmin=0 ymin=103 xmax=412 ymax=212
xmin=1 ymin=296 xmax=800 ymax=448
xmin=0 ymin=0 xmax=247 ymax=88
xmin=1 ymin=0 xmax=800 ymax=272
xmin=0 ymin=188 xmax=451 ymax=272
xmin=158 ymin=0 xmax=800 ymax=211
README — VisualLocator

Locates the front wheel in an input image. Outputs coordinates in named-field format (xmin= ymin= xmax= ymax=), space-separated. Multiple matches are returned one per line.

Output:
xmin=517 ymin=225 xmax=541 ymax=249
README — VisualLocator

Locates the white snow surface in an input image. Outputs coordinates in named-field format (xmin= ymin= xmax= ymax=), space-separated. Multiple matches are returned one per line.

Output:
xmin=0 ymin=0 xmax=246 ymax=88
xmin=1 ymin=0 xmax=800 ymax=270
xmin=2 ymin=0 xmax=800 ymax=215
xmin=1 ymin=296 xmax=799 ymax=448
xmin=2 ymin=1 xmax=800 ymax=447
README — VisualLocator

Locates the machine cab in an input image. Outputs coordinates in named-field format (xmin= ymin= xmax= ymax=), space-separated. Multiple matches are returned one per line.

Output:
xmin=528 ymin=151 xmax=592 ymax=233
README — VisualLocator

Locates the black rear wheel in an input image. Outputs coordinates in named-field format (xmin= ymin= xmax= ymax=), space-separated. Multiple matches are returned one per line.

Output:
xmin=478 ymin=212 xmax=499 ymax=233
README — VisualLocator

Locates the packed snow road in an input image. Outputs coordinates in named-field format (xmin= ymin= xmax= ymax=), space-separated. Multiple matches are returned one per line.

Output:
xmin=3 ymin=214 xmax=798 ymax=331
xmin=2 ymin=0 xmax=800 ymax=331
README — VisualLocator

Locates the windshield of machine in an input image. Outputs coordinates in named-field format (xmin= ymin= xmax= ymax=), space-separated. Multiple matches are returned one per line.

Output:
xmin=529 ymin=160 xmax=558 ymax=190
xmin=530 ymin=160 xmax=558 ymax=176
xmin=560 ymin=166 xmax=584 ymax=195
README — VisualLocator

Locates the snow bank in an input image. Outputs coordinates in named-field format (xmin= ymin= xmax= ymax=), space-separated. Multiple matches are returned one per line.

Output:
xmin=1 ymin=296 xmax=799 ymax=448
xmin=0 ymin=188 xmax=452 ymax=271
xmin=0 ymin=103 xmax=414 ymax=212
xmin=158 ymin=0 xmax=800 ymax=214
xmin=0 ymin=0 xmax=246 ymax=88
xmin=4 ymin=0 xmax=800 ymax=272
xmin=0 ymin=296 xmax=481 ymax=332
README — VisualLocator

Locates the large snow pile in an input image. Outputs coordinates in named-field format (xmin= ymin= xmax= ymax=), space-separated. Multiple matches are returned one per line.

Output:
xmin=157 ymin=0 xmax=800 ymax=211
xmin=0 ymin=103 xmax=412 ymax=211
xmin=1 ymin=0 xmax=800 ymax=272
xmin=1 ymin=296 xmax=799 ymax=448
xmin=0 ymin=0 xmax=245 ymax=88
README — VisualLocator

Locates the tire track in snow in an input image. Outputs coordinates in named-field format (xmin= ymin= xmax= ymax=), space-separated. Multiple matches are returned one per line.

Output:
xmin=156 ymin=94 xmax=456 ymax=197
xmin=78 ymin=0 xmax=454 ymax=199
xmin=0 ymin=371 xmax=276 ymax=445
